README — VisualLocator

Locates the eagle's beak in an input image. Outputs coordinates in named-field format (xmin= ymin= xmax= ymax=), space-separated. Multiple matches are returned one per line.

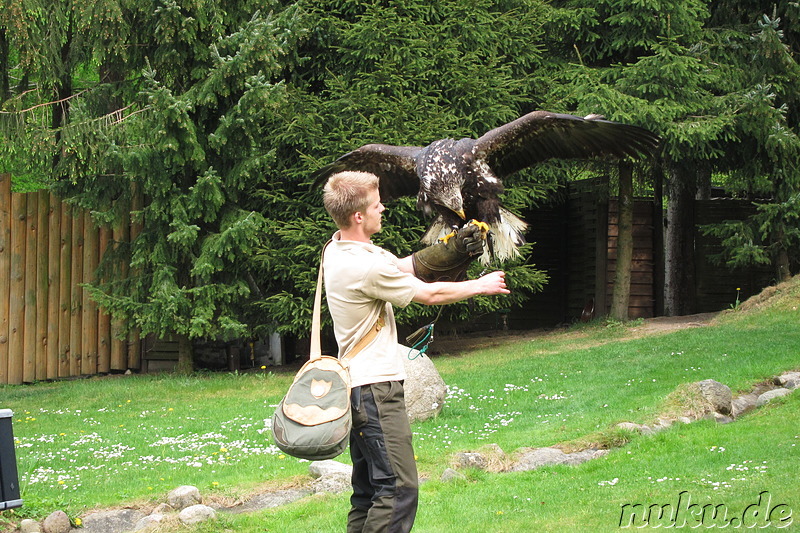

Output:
xmin=451 ymin=208 xmax=466 ymax=220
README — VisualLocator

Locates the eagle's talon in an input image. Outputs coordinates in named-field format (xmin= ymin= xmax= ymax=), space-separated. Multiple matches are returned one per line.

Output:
xmin=468 ymin=220 xmax=491 ymax=236
xmin=439 ymin=230 xmax=458 ymax=245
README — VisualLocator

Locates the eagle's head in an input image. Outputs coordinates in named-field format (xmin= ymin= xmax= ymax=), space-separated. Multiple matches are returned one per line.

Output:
xmin=416 ymin=139 xmax=467 ymax=222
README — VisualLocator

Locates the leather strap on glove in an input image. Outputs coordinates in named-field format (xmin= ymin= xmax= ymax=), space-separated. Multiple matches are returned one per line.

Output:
xmin=412 ymin=221 xmax=488 ymax=282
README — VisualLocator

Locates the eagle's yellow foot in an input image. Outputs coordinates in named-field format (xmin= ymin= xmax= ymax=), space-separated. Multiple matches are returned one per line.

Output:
xmin=439 ymin=229 xmax=458 ymax=245
xmin=439 ymin=220 xmax=489 ymax=244
xmin=468 ymin=220 xmax=490 ymax=236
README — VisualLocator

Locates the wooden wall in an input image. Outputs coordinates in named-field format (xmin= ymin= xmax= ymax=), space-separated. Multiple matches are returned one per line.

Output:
xmin=606 ymin=198 xmax=656 ymax=319
xmin=0 ymin=173 xmax=141 ymax=385
xmin=694 ymin=199 xmax=775 ymax=312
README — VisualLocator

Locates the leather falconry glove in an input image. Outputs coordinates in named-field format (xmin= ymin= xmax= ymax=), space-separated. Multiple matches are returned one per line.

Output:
xmin=412 ymin=220 xmax=489 ymax=282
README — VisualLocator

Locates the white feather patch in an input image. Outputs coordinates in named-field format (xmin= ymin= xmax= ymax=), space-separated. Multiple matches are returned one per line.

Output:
xmin=479 ymin=208 xmax=528 ymax=265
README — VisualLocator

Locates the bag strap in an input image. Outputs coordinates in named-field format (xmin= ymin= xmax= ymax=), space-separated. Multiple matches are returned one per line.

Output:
xmin=310 ymin=240 xmax=384 ymax=364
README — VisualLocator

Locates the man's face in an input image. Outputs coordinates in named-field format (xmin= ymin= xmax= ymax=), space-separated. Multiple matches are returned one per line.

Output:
xmin=361 ymin=188 xmax=385 ymax=237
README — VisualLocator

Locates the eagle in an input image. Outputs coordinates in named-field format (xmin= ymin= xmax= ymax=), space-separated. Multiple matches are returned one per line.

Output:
xmin=312 ymin=110 xmax=660 ymax=262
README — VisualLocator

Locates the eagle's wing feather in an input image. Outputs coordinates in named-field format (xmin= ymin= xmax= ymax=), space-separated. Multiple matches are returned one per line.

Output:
xmin=311 ymin=144 xmax=422 ymax=201
xmin=473 ymin=111 xmax=660 ymax=179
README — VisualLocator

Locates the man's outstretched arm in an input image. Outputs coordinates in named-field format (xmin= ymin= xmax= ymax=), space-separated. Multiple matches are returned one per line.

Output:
xmin=410 ymin=271 xmax=510 ymax=306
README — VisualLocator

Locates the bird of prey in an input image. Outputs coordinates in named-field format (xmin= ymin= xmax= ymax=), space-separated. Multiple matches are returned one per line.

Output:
xmin=312 ymin=110 xmax=660 ymax=262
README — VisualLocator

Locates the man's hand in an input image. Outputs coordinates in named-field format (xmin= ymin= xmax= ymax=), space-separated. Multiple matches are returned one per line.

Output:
xmin=475 ymin=271 xmax=510 ymax=296
xmin=412 ymin=221 xmax=488 ymax=282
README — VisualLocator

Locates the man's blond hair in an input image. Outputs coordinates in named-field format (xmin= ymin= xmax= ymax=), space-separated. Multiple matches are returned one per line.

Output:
xmin=323 ymin=171 xmax=380 ymax=229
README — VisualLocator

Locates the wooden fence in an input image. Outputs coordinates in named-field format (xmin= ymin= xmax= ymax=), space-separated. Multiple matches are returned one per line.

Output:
xmin=0 ymin=173 xmax=141 ymax=385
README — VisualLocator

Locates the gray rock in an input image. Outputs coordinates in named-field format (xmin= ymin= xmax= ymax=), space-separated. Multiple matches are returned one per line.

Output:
xmin=401 ymin=346 xmax=447 ymax=422
xmin=222 ymin=489 xmax=311 ymax=515
xmin=696 ymin=379 xmax=732 ymax=415
xmin=42 ymin=511 xmax=70 ymax=533
xmin=132 ymin=513 xmax=164 ymax=532
xmin=757 ymin=387 xmax=793 ymax=406
xmin=76 ymin=509 xmax=146 ymax=533
xmin=616 ymin=422 xmax=654 ymax=435
xmin=151 ymin=503 xmax=173 ymax=514
xmin=310 ymin=472 xmax=351 ymax=494
xmin=178 ymin=504 xmax=216 ymax=526
xmin=562 ymin=448 xmax=609 ymax=465
xmin=652 ymin=418 xmax=676 ymax=430
xmin=711 ymin=412 xmax=734 ymax=424
xmin=731 ymin=393 xmax=758 ymax=418
xmin=167 ymin=485 xmax=201 ymax=510
xmin=309 ymin=459 xmax=352 ymax=478
xmin=440 ymin=468 xmax=467 ymax=482
xmin=776 ymin=372 xmax=800 ymax=388
xmin=453 ymin=451 xmax=487 ymax=470
xmin=19 ymin=519 xmax=42 ymax=533
xmin=511 ymin=447 xmax=568 ymax=472
xmin=510 ymin=446 xmax=608 ymax=472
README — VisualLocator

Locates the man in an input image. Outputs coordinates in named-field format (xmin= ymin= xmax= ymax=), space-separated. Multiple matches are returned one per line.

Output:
xmin=322 ymin=170 xmax=510 ymax=533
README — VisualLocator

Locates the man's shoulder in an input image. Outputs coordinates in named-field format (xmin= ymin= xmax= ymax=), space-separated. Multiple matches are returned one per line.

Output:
xmin=327 ymin=239 xmax=395 ymax=264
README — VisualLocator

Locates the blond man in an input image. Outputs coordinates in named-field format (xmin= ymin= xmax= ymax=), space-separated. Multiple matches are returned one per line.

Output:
xmin=322 ymin=171 xmax=509 ymax=532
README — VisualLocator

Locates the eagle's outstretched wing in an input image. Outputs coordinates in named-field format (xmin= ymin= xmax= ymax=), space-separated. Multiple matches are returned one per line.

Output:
xmin=473 ymin=111 xmax=660 ymax=179
xmin=310 ymin=143 xmax=422 ymax=202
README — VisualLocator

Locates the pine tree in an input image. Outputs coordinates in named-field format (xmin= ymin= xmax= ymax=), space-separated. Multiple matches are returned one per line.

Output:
xmin=252 ymin=0 xmax=553 ymax=338
xmin=78 ymin=6 xmax=310 ymax=371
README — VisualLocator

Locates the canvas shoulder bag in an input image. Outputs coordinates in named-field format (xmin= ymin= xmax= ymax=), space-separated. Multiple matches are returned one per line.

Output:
xmin=271 ymin=242 xmax=384 ymax=461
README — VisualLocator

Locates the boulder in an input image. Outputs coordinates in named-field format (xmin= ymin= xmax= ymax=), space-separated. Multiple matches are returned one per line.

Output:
xmin=511 ymin=447 xmax=568 ymax=472
xmin=453 ymin=451 xmax=488 ymax=470
xmin=132 ymin=513 xmax=164 ymax=532
xmin=696 ymin=379 xmax=732 ymax=415
xmin=41 ymin=511 xmax=70 ymax=533
xmin=310 ymin=472 xmax=351 ymax=494
xmin=151 ymin=503 xmax=173 ymax=514
xmin=731 ymin=393 xmax=758 ymax=418
xmin=77 ymin=509 xmax=146 ymax=533
xmin=309 ymin=459 xmax=352 ymax=478
xmin=223 ymin=489 xmax=310 ymax=515
xmin=178 ymin=504 xmax=216 ymax=526
xmin=167 ymin=485 xmax=201 ymax=510
xmin=757 ymin=388 xmax=793 ymax=407
xmin=440 ymin=468 xmax=467 ymax=482
xmin=616 ymin=422 xmax=654 ymax=435
xmin=401 ymin=346 xmax=447 ymax=422
xmin=19 ymin=519 xmax=42 ymax=533
xmin=563 ymin=448 xmax=609 ymax=465
xmin=777 ymin=372 xmax=800 ymax=389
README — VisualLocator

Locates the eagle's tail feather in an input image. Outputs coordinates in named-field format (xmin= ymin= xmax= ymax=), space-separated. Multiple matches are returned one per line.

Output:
xmin=481 ymin=208 xmax=528 ymax=265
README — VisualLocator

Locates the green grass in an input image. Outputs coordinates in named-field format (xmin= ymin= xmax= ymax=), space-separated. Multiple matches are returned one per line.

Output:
xmin=2 ymin=278 xmax=800 ymax=531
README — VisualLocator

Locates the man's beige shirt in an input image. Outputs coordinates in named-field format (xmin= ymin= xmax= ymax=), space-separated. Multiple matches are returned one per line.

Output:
xmin=322 ymin=231 xmax=423 ymax=388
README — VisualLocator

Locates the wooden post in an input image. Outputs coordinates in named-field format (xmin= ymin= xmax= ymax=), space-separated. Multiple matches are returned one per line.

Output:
xmin=8 ymin=193 xmax=26 ymax=385
xmin=47 ymin=194 xmax=61 ymax=380
xmin=81 ymin=211 xmax=98 ymax=375
xmin=23 ymin=192 xmax=38 ymax=382
xmin=0 ymin=174 xmax=10 ymax=384
xmin=594 ymin=175 xmax=610 ymax=317
xmin=110 ymin=217 xmax=129 ymax=370
xmin=36 ymin=191 xmax=50 ymax=381
xmin=127 ymin=182 xmax=143 ymax=369
xmin=58 ymin=204 xmax=72 ymax=377
xmin=70 ymin=209 xmax=84 ymax=376
xmin=97 ymin=225 xmax=111 ymax=373
xmin=610 ymin=162 xmax=634 ymax=321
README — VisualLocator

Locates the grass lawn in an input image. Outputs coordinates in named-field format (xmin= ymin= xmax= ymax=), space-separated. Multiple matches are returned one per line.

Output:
xmin=2 ymin=277 xmax=799 ymax=531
